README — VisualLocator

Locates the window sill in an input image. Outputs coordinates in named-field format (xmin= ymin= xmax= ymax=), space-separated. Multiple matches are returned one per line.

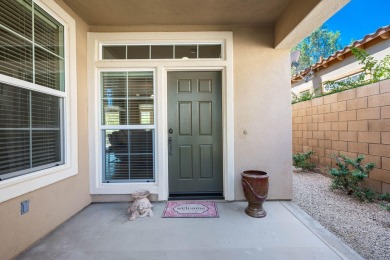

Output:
xmin=91 ymin=182 xmax=159 ymax=195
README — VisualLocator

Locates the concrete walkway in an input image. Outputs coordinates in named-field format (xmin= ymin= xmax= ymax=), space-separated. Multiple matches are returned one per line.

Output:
xmin=17 ymin=201 xmax=362 ymax=260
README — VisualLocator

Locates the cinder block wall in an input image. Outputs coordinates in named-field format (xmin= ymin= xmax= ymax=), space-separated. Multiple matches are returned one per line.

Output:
xmin=292 ymin=79 xmax=390 ymax=194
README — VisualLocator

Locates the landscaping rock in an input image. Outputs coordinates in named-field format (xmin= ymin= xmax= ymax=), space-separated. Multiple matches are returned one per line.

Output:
xmin=293 ymin=172 xmax=390 ymax=260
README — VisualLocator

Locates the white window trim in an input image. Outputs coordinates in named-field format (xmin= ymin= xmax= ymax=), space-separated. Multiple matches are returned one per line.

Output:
xmin=0 ymin=0 xmax=78 ymax=203
xmin=99 ymin=68 xmax=157 ymax=184
xmin=88 ymin=32 xmax=234 ymax=201
xmin=321 ymin=68 xmax=364 ymax=92
xmin=299 ymin=89 xmax=311 ymax=95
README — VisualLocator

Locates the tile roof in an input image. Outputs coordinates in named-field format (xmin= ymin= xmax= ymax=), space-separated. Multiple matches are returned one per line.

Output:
xmin=291 ymin=25 xmax=390 ymax=83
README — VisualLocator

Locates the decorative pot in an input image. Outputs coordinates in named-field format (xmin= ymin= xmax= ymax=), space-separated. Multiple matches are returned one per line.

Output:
xmin=241 ymin=170 xmax=269 ymax=218
xmin=131 ymin=190 xmax=150 ymax=200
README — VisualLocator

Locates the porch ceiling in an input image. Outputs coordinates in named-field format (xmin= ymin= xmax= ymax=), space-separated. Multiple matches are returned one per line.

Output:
xmin=62 ymin=0 xmax=290 ymax=26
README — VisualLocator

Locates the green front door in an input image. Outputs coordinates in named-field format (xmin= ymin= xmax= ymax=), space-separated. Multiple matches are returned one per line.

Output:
xmin=168 ymin=71 xmax=223 ymax=198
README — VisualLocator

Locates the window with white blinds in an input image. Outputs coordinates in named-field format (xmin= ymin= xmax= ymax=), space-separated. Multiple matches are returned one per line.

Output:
xmin=0 ymin=0 xmax=65 ymax=180
xmin=101 ymin=71 xmax=155 ymax=182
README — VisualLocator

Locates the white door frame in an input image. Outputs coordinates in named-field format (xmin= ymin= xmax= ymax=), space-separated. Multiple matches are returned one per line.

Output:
xmin=88 ymin=32 xmax=234 ymax=201
xmin=161 ymin=67 xmax=234 ymax=200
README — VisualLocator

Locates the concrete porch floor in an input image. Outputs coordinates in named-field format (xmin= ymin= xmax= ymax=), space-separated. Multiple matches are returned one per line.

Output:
xmin=17 ymin=201 xmax=362 ymax=260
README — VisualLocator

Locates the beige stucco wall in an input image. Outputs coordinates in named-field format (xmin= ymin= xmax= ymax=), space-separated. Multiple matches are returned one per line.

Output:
xmin=291 ymin=80 xmax=314 ymax=96
xmin=0 ymin=1 xmax=91 ymax=259
xmin=232 ymin=27 xmax=293 ymax=200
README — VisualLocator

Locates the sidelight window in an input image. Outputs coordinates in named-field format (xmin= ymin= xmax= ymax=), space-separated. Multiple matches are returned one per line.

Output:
xmin=101 ymin=71 xmax=155 ymax=182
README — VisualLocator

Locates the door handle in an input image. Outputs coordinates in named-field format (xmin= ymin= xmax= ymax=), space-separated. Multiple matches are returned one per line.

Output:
xmin=168 ymin=137 xmax=173 ymax=156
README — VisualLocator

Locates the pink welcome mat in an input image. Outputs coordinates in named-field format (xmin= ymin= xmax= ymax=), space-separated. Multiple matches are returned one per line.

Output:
xmin=162 ymin=201 xmax=219 ymax=218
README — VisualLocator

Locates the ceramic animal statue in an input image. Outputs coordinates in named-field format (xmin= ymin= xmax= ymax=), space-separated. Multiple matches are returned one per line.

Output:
xmin=128 ymin=197 xmax=153 ymax=221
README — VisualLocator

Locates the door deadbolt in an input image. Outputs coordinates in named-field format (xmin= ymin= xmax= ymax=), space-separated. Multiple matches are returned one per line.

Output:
xmin=169 ymin=128 xmax=173 ymax=134
xmin=168 ymin=137 xmax=173 ymax=156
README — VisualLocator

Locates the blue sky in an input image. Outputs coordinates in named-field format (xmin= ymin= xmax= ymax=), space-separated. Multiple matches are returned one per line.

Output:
xmin=324 ymin=0 xmax=390 ymax=47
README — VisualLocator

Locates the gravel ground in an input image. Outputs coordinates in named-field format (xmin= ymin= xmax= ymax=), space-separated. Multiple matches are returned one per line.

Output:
xmin=293 ymin=171 xmax=390 ymax=260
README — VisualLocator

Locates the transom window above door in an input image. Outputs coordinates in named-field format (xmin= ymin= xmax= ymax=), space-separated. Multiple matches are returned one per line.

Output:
xmin=101 ymin=44 xmax=222 ymax=60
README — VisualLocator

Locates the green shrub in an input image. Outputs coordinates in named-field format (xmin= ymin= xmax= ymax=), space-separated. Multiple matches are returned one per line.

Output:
xmin=381 ymin=204 xmax=390 ymax=211
xmin=379 ymin=193 xmax=390 ymax=211
xmin=379 ymin=193 xmax=390 ymax=201
xmin=293 ymin=151 xmax=315 ymax=171
xmin=329 ymin=154 xmax=375 ymax=201
xmin=324 ymin=48 xmax=390 ymax=92
xmin=353 ymin=188 xmax=377 ymax=202
xmin=291 ymin=92 xmax=315 ymax=104
xmin=292 ymin=48 xmax=390 ymax=104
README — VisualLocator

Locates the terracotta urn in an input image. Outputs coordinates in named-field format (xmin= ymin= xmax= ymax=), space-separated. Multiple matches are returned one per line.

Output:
xmin=241 ymin=170 xmax=269 ymax=218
